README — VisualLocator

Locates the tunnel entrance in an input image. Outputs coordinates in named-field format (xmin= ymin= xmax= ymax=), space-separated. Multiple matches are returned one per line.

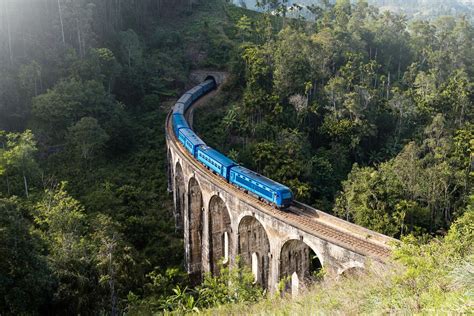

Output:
xmin=280 ymin=239 xmax=322 ymax=295
xmin=208 ymin=195 xmax=232 ymax=276
xmin=188 ymin=177 xmax=203 ymax=281
xmin=174 ymin=162 xmax=185 ymax=233
xmin=204 ymin=75 xmax=217 ymax=87
xmin=238 ymin=216 xmax=270 ymax=288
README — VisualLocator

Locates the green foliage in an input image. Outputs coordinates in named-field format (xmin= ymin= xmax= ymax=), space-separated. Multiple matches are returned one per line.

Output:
xmin=0 ymin=197 xmax=52 ymax=315
xmin=0 ymin=0 xmax=473 ymax=314
xmin=130 ymin=259 xmax=264 ymax=314
xmin=119 ymin=29 xmax=144 ymax=69
xmin=194 ymin=1 xmax=473 ymax=236
xmin=34 ymin=182 xmax=99 ymax=313
xmin=0 ymin=130 xmax=39 ymax=198
xmin=67 ymin=117 xmax=109 ymax=161
xmin=335 ymin=115 xmax=470 ymax=237
xmin=197 ymin=261 xmax=264 ymax=308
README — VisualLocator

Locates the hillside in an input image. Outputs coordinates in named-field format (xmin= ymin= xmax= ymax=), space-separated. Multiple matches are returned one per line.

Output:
xmin=233 ymin=0 xmax=474 ymax=20
xmin=0 ymin=0 xmax=251 ymax=314
xmin=0 ymin=0 xmax=472 ymax=314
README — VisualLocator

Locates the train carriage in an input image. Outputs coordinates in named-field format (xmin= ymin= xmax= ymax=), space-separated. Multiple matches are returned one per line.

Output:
xmin=171 ymin=79 xmax=294 ymax=209
xmin=178 ymin=94 xmax=193 ymax=110
xmin=172 ymin=114 xmax=189 ymax=135
xmin=198 ymin=80 xmax=215 ymax=94
xmin=178 ymin=128 xmax=205 ymax=157
xmin=187 ymin=86 xmax=204 ymax=101
xmin=173 ymin=102 xmax=185 ymax=115
xmin=197 ymin=145 xmax=237 ymax=179
xmin=229 ymin=166 xmax=293 ymax=208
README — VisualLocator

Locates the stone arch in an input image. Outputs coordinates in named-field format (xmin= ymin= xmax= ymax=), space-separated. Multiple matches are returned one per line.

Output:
xmin=280 ymin=239 xmax=322 ymax=294
xmin=174 ymin=162 xmax=185 ymax=232
xmin=188 ymin=177 xmax=203 ymax=280
xmin=208 ymin=195 xmax=232 ymax=275
xmin=238 ymin=216 xmax=270 ymax=288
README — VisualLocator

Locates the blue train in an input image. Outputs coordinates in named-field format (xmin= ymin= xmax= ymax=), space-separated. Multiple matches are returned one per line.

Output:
xmin=172 ymin=79 xmax=293 ymax=209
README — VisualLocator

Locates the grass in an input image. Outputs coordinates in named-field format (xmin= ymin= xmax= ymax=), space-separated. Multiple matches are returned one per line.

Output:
xmin=199 ymin=262 xmax=472 ymax=315
xmin=196 ymin=209 xmax=474 ymax=315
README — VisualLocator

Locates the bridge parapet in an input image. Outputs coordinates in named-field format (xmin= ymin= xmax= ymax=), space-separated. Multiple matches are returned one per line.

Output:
xmin=293 ymin=201 xmax=397 ymax=248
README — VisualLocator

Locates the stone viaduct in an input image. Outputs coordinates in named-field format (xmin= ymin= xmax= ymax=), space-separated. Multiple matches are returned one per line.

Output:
xmin=166 ymin=72 xmax=396 ymax=294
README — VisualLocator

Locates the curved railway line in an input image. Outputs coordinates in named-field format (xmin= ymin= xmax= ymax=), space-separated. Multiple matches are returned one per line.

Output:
xmin=165 ymin=84 xmax=395 ymax=262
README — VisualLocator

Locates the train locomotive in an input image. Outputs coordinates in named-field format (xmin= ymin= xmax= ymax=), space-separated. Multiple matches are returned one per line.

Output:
xmin=171 ymin=79 xmax=293 ymax=209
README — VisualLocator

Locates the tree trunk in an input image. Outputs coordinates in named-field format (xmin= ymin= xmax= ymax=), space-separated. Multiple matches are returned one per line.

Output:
xmin=23 ymin=171 xmax=29 ymax=198
xmin=77 ymin=20 xmax=83 ymax=58
xmin=5 ymin=0 xmax=13 ymax=64
xmin=2 ymin=142 xmax=10 ymax=195
xmin=57 ymin=0 xmax=66 ymax=45
xmin=5 ymin=169 xmax=10 ymax=196
xmin=108 ymin=242 xmax=117 ymax=316
xmin=386 ymin=71 xmax=391 ymax=100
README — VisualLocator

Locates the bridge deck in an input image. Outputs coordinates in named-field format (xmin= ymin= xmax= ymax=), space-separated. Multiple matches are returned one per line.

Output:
xmin=166 ymin=88 xmax=396 ymax=263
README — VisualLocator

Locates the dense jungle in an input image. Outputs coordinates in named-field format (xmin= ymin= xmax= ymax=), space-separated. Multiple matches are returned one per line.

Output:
xmin=0 ymin=0 xmax=472 ymax=314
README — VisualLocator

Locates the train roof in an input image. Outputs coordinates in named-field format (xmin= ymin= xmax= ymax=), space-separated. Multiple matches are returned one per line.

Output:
xmin=179 ymin=128 xmax=205 ymax=146
xmin=173 ymin=102 xmax=185 ymax=115
xmin=178 ymin=94 xmax=192 ymax=104
xmin=198 ymin=146 xmax=237 ymax=167
xmin=199 ymin=80 xmax=214 ymax=88
xmin=231 ymin=166 xmax=292 ymax=192
xmin=173 ymin=113 xmax=188 ymax=124
xmin=187 ymin=86 xmax=201 ymax=94
xmin=173 ymin=116 xmax=189 ymax=136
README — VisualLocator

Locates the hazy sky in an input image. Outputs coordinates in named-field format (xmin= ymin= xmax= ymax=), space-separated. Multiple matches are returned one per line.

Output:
xmin=232 ymin=0 xmax=474 ymax=7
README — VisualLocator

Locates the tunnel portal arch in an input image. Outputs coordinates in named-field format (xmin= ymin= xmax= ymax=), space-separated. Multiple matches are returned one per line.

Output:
xmin=204 ymin=75 xmax=217 ymax=87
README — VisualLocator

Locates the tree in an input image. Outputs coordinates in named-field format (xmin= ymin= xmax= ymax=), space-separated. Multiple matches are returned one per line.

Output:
xmin=34 ymin=182 xmax=99 ymax=314
xmin=273 ymin=27 xmax=313 ymax=97
xmin=67 ymin=117 xmax=109 ymax=161
xmin=32 ymin=78 xmax=118 ymax=142
xmin=89 ymin=48 xmax=122 ymax=93
xmin=0 ymin=197 xmax=52 ymax=314
xmin=119 ymin=29 xmax=143 ymax=69
xmin=18 ymin=61 xmax=43 ymax=98
xmin=236 ymin=15 xmax=253 ymax=42
xmin=2 ymin=130 xmax=39 ymax=198
xmin=92 ymin=214 xmax=139 ymax=316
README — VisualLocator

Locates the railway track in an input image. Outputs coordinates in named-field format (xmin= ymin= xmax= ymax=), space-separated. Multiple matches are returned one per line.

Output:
xmin=166 ymin=87 xmax=394 ymax=262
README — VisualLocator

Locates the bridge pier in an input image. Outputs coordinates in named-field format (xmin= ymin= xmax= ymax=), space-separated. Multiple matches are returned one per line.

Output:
xmin=201 ymin=200 xmax=211 ymax=275
xmin=268 ymin=244 xmax=281 ymax=292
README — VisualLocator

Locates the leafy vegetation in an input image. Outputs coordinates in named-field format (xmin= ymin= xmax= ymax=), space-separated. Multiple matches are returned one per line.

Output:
xmin=129 ymin=259 xmax=264 ymax=314
xmin=0 ymin=0 xmax=472 ymax=314
xmin=0 ymin=0 xmax=249 ymax=313
xmin=234 ymin=0 xmax=474 ymax=22
xmin=195 ymin=0 xmax=473 ymax=238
